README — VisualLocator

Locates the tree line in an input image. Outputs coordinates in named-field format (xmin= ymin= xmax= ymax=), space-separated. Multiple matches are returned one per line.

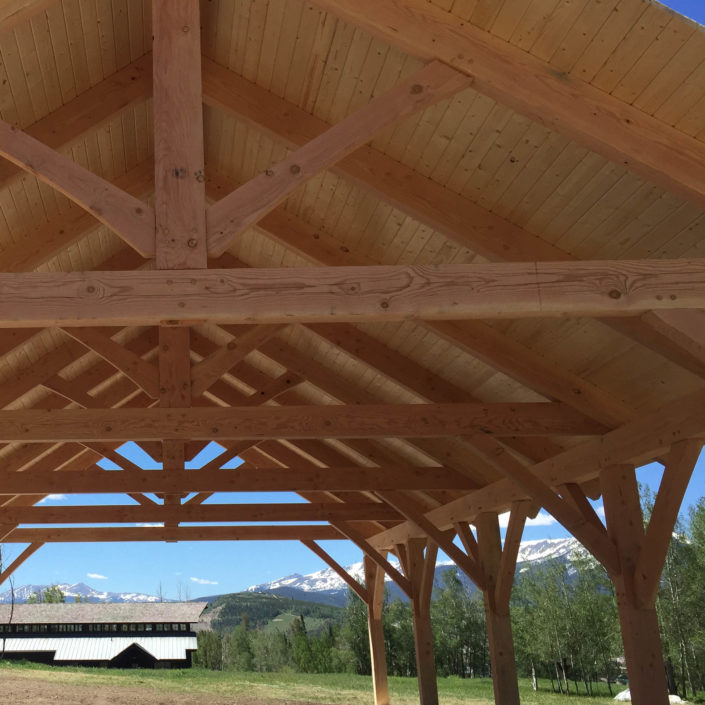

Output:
xmin=195 ymin=497 xmax=705 ymax=699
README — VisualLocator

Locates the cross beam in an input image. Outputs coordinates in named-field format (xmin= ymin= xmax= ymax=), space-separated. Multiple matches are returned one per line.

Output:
xmin=0 ymin=466 xmax=475 ymax=495
xmin=0 ymin=403 xmax=603 ymax=441
xmin=0 ymin=260 xmax=703 ymax=327
xmin=1 ymin=526 xmax=346 ymax=543
xmin=0 ymin=503 xmax=401 ymax=524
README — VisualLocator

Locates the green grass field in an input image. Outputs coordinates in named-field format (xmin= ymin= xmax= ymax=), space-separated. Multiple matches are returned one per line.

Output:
xmin=0 ymin=661 xmax=626 ymax=704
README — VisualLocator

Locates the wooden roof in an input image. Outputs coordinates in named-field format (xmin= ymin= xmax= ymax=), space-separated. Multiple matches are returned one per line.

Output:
xmin=0 ymin=0 xmax=703 ymax=604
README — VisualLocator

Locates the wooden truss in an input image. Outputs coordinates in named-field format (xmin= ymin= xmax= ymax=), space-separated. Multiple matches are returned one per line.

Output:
xmin=0 ymin=2 xmax=704 ymax=704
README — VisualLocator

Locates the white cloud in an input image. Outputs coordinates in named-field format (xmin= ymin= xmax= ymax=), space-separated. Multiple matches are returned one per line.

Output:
xmin=87 ymin=573 xmax=107 ymax=580
xmin=136 ymin=523 xmax=164 ymax=528
xmin=595 ymin=504 xmax=606 ymax=518
xmin=38 ymin=494 xmax=67 ymax=504
xmin=190 ymin=577 xmax=218 ymax=585
xmin=498 ymin=510 xmax=557 ymax=528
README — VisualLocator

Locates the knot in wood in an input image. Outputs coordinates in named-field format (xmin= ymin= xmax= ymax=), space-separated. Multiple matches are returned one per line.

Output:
xmin=410 ymin=83 xmax=424 ymax=94
xmin=289 ymin=164 xmax=301 ymax=175
xmin=608 ymin=289 xmax=622 ymax=300
xmin=187 ymin=238 xmax=198 ymax=248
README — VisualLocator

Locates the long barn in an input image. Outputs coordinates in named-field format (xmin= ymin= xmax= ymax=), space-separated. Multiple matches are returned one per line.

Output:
xmin=0 ymin=602 xmax=205 ymax=667
xmin=0 ymin=1 xmax=704 ymax=703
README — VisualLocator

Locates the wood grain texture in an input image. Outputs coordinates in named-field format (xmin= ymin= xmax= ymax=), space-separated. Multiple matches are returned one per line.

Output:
xmin=313 ymin=0 xmax=705 ymax=210
xmin=191 ymin=324 xmax=285 ymax=397
xmin=1 ymin=503 xmax=401 ymax=524
xmin=0 ymin=465 xmax=475 ymax=495
xmin=2 ymin=526 xmax=345 ymax=543
xmin=63 ymin=327 xmax=160 ymax=399
xmin=206 ymin=60 xmax=471 ymax=254
xmin=0 ymin=121 xmax=155 ymax=256
xmin=0 ymin=402 xmax=603 ymax=441
xmin=634 ymin=439 xmax=702 ymax=605
xmin=2 ymin=259 xmax=705 ymax=327
xmin=153 ymin=0 xmax=206 ymax=268
xmin=0 ymin=55 xmax=152 ymax=190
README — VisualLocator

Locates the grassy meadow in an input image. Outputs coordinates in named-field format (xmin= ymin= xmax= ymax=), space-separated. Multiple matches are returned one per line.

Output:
xmin=0 ymin=661 xmax=625 ymax=704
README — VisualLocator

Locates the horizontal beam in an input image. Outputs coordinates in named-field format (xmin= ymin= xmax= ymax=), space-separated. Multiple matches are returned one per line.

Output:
xmin=0 ymin=466 xmax=476 ymax=495
xmin=0 ymin=403 xmax=603 ymax=441
xmin=0 ymin=259 xmax=704 ymax=327
xmin=1 ymin=526 xmax=346 ymax=543
xmin=2 ymin=502 xmax=401 ymax=524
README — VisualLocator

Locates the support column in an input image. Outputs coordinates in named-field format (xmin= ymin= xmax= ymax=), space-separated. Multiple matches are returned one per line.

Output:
xmin=402 ymin=538 xmax=439 ymax=705
xmin=601 ymin=465 xmax=669 ymax=705
xmin=364 ymin=555 xmax=390 ymax=705
xmin=476 ymin=513 xmax=521 ymax=705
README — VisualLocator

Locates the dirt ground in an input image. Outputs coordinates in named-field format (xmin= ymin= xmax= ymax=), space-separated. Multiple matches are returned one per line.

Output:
xmin=0 ymin=672 xmax=321 ymax=705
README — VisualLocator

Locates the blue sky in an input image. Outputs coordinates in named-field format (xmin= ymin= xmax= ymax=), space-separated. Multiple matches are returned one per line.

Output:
xmin=2 ymin=0 xmax=705 ymax=600
xmin=660 ymin=0 xmax=705 ymax=23
xmin=2 ymin=443 xmax=703 ymax=599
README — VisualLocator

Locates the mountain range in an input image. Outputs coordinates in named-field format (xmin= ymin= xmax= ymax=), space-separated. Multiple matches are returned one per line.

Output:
xmin=0 ymin=582 xmax=167 ymax=604
xmin=247 ymin=537 xmax=584 ymax=606
xmin=0 ymin=538 xmax=585 ymax=607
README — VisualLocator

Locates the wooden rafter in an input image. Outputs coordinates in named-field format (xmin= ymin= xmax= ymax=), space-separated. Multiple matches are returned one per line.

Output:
xmin=191 ymin=324 xmax=286 ymax=397
xmin=0 ymin=542 xmax=43 ymax=585
xmin=0 ymin=55 xmax=152 ymax=191
xmin=206 ymin=60 xmax=470 ymax=254
xmin=0 ymin=121 xmax=155 ymax=257
xmin=62 ymin=328 xmax=160 ymax=399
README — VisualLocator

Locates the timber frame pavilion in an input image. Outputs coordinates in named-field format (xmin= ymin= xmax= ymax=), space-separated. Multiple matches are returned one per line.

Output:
xmin=0 ymin=1 xmax=704 ymax=703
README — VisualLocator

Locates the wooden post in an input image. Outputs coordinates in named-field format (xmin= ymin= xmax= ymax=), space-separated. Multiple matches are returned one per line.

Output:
xmin=476 ymin=512 xmax=521 ymax=705
xmin=364 ymin=554 xmax=390 ymax=705
xmin=601 ymin=465 xmax=669 ymax=705
xmin=402 ymin=538 xmax=439 ymax=705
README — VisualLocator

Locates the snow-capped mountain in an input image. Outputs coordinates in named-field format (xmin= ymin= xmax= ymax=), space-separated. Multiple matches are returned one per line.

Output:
xmin=247 ymin=537 xmax=584 ymax=606
xmin=0 ymin=582 xmax=167 ymax=604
